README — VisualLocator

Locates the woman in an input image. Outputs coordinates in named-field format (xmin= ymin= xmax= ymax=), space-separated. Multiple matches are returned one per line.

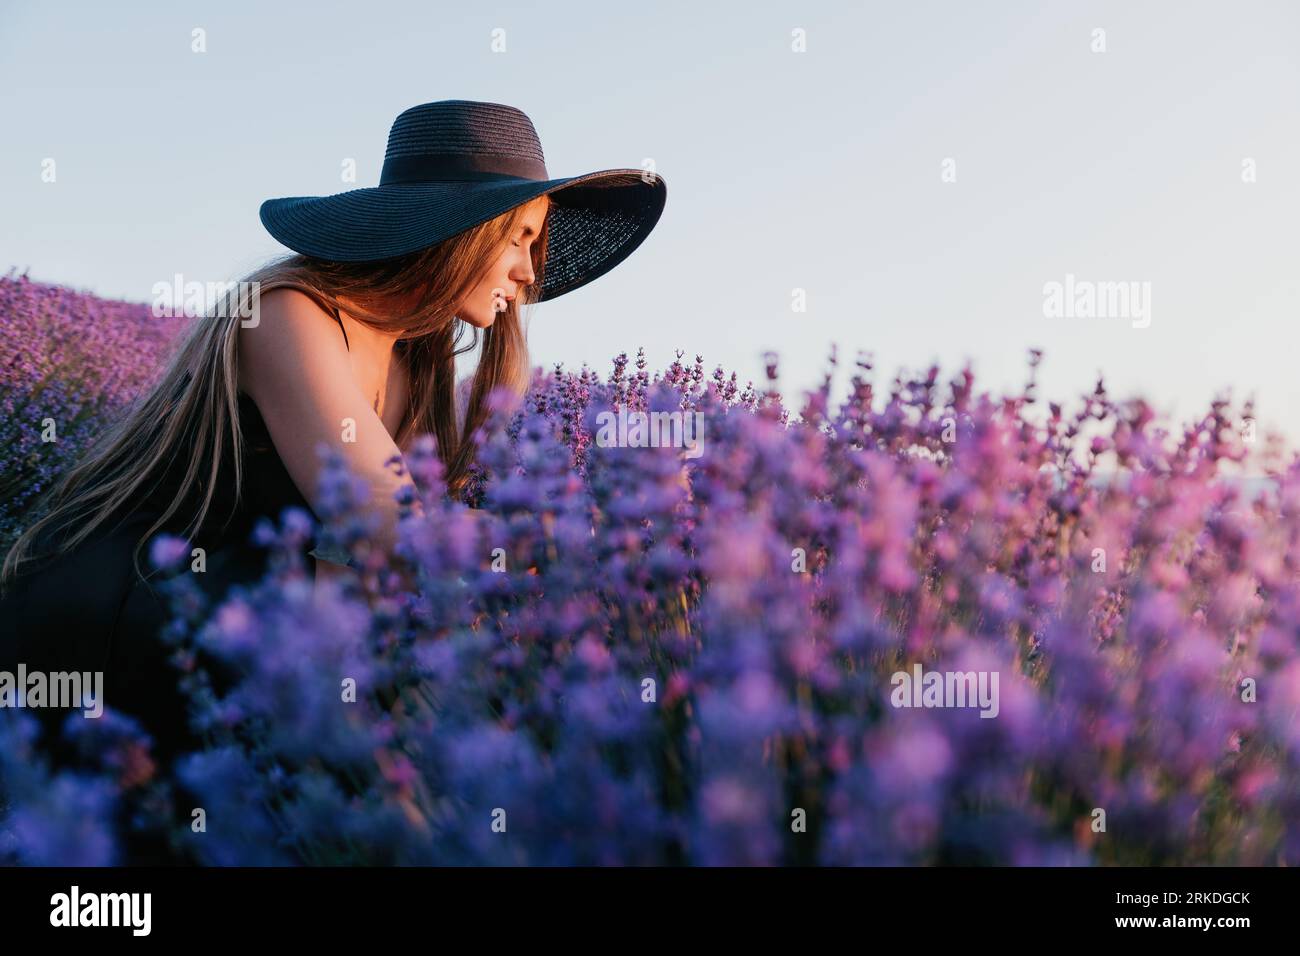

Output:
xmin=0 ymin=100 xmax=667 ymax=766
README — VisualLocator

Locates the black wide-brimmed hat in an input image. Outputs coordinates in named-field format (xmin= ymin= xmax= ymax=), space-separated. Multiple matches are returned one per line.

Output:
xmin=259 ymin=100 xmax=667 ymax=302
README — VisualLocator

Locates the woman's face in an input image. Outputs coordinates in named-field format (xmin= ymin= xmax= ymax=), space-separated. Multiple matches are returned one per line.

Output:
xmin=457 ymin=198 xmax=549 ymax=329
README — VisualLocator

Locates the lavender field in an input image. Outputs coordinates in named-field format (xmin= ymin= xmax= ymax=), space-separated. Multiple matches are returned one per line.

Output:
xmin=2 ymin=272 xmax=1299 ymax=865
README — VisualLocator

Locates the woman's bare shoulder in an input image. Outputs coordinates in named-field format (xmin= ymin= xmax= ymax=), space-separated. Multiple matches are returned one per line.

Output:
xmin=238 ymin=288 xmax=347 ymax=396
xmin=252 ymin=286 xmax=339 ymax=330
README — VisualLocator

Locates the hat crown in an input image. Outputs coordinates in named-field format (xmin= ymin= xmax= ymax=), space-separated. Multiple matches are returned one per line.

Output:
xmin=380 ymin=100 xmax=550 ymax=185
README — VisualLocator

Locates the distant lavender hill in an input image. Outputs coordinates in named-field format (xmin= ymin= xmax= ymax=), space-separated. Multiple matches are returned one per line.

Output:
xmin=0 ymin=272 xmax=186 ymax=549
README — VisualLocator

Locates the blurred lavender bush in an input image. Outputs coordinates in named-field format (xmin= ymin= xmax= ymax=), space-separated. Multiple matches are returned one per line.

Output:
xmin=3 ymin=277 xmax=1300 ymax=865
xmin=0 ymin=272 xmax=186 ymax=550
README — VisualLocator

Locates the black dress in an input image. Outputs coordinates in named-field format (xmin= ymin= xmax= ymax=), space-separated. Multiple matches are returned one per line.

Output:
xmin=0 ymin=307 xmax=353 ymax=771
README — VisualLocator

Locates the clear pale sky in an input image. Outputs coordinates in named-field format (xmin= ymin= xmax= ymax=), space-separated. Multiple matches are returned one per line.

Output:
xmin=3 ymin=1 xmax=1297 ymax=452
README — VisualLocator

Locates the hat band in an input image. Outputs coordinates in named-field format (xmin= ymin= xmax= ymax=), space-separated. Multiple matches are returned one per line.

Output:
xmin=380 ymin=152 xmax=549 ymax=185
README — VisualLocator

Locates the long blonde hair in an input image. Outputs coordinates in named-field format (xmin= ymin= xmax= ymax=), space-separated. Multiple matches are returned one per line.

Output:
xmin=1 ymin=195 xmax=550 ymax=585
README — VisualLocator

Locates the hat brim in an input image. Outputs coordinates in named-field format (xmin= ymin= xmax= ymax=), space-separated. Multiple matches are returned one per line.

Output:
xmin=258 ymin=169 xmax=666 ymax=302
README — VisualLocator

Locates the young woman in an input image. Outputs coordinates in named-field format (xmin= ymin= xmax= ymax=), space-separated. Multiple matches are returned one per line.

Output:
xmin=0 ymin=100 xmax=667 ymax=764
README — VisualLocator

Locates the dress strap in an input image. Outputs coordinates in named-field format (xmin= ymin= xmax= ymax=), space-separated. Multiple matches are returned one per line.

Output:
xmin=330 ymin=304 xmax=350 ymax=352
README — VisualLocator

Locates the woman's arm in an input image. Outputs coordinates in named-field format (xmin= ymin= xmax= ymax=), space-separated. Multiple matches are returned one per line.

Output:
xmin=238 ymin=288 xmax=417 ymax=558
